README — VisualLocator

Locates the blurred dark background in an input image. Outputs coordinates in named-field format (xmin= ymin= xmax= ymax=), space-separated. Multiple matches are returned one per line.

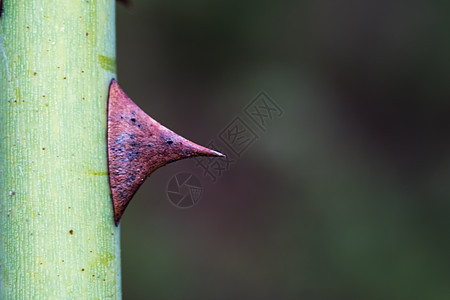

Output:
xmin=117 ymin=1 xmax=450 ymax=299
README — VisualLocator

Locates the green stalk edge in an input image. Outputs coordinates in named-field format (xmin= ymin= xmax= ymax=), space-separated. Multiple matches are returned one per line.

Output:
xmin=0 ymin=0 xmax=121 ymax=298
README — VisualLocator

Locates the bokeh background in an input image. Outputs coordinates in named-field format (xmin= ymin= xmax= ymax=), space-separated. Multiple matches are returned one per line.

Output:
xmin=116 ymin=1 xmax=450 ymax=299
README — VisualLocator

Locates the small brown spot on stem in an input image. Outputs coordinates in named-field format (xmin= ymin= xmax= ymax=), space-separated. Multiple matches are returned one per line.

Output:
xmin=42 ymin=147 xmax=46 ymax=150
xmin=69 ymin=230 xmax=73 ymax=235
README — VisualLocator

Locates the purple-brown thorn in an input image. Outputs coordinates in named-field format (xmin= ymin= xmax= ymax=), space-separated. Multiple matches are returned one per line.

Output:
xmin=107 ymin=79 xmax=224 ymax=225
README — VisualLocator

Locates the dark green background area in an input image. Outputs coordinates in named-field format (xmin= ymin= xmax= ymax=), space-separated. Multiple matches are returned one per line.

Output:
xmin=117 ymin=1 xmax=450 ymax=299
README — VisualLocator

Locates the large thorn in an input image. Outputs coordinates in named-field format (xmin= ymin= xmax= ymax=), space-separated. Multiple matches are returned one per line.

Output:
xmin=107 ymin=79 xmax=223 ymax=225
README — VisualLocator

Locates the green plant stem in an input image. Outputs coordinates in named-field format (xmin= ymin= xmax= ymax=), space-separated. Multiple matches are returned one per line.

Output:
xmin=0 ymin=0 xmax=121 ymax=298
